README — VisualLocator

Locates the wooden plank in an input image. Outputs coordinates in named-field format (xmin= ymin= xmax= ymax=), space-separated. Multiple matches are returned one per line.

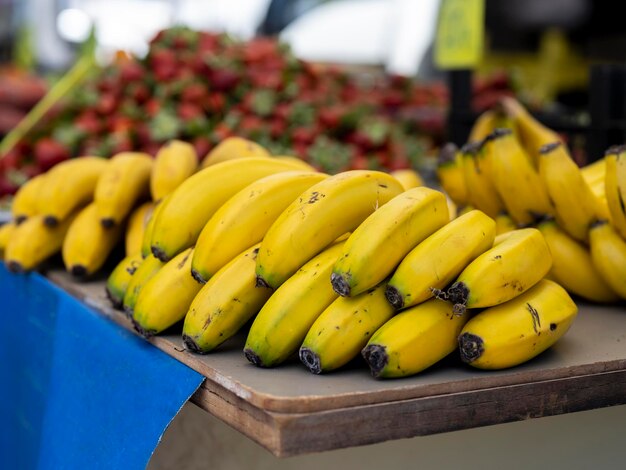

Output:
xmin=48 ymin=270 xmax=626 ymax=412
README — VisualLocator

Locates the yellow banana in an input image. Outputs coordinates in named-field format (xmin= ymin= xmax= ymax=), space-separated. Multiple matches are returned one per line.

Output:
xmin=0 ymin=221 xmax=17 ymax=259
xmin=468 ymin=109 xmax=501 ymax=143
xmin=458 ymin=279 xmax=578 ymax=369
xmin=200 ymin=136 xmax=271 ymax=168
xmin=151 ymin=157 xmax=307 ymax=262
xmin=501 ymin=96 xmax=562 ymax=167
xmin=150 ymin=140 xmax=198 ymax=202
xmin=125 ymin=202 xmax=153 ymax=257
xmin=386 ymin=210 xmax=495 ymax=310
xmin=122 ymin=254 xmax=164 ymax=316
xmin=484 ymin=128 xmax=554 ymax=225
xmin=537 ymin=219 xmax=618 ymax=303
xmin=141 ymin=198 xmax=166 ymax=258
xmin=362 ymin=298 xmax=468 ymax=378
xmin=494 ymin=212 xmax=517 ymax=234
xmin=132 ymin=248 xmax=201 ymax=337
xmin=105 ymin=253 xmax=143 ymax=309
xmin=436 ymin=143 xmax=469 ymax=207
xmin=605 ymin=148 xmax=626 ymax=239
xmin=331 ymin=187 xmax=449 ymax=297
xmin=539 ymin=142 xmax=604 ymax=242
xmin=390 ymin=168 xmax=424 ymax=190
xmin=457 ymin=204 xmax=475 ymax=217
xmin=461 ymin=142 xmax=505 ymax=218
xmin=272 ymin=155 xmax=317 ymax=171
xmin=256 ymin=170 xmax=405 ymax=290
xmin=442 ymin=228 xmax=552 ymax=314
xmin=446 ymin=196 xmax=457 ymax=220
xmin=5 ymin=213 xmax=77 ymax=272
xmin=94 ymin=152 xmax=153 ymax=228
xmin=62 ymin=203 xmax=124 ymax=278
xmin=191 ymin=171 xmax=328 ymax=283
xmin=11 ymin=174 xmax=46 ymax=223
xmin=244 ymin=241 xmax=345 ymax=368
xmin=589 ymin=220 xmax=626 ymax=299
xmin=183 ymin=244 xmax=272 ymax=353
xmin=37 ymin=156 xmax=108 ymax=226
xmin=581 ymin=157 xmax=606 ymax=188
xmin=299 ymin=283 xmax=394 ymax=374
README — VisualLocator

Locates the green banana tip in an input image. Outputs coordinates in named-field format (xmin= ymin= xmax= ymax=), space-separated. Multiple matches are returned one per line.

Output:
xmin=299 ymin=347 xmax=322 ymax=374
xmin=361 ymin=344 xmax=388 ymax=378
xmin=458 ymin=332 xmax=484 ymax=364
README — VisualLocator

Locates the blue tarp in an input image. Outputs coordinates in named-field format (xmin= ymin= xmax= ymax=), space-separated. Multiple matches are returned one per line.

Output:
xmin=0 ymin=263 xmax=204 ymax=469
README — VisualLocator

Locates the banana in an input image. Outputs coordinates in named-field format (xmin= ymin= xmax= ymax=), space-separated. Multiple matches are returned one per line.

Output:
xmin=589 ymin=220 xmax=626 ymax=299
xmin=539 ymin=142 xmax=604 ymax=242
xmin=581 ymin=157 xmax=606 ymax=188
xmin=183 ymin=244 xmax=271 ymax=353
xmin=390 ymin=168 xmax=424 ymax=190
xmin=538 ymin=218 xmax=618 ymax=303
xmin=122 ymin=254 xmax=164 ymax=316
xmin=362 ymin=298 xmax=468 ymax=378
xmin=11 ymin=174 xmax=46 ymax=223
xmin=501 ymin=96 xmax=562 ymax=167
xmin=5 ymin=213 xmax=77 ymax=272
xmin=150 ymin=140 xmax=198 ymax=202
xmin=468 ymin=109 xmax=499 ymax=142
xmin=461 ymin=142 xmax=505 ymax=218
xmin=436 ymin=143 xmax=469 ymax=207
xmin=272 ymin=155 xmax=317 ymax=171
xmin=141 ymin=198 xmax=166 ymax=258
xmin=151 ymin=157 xmax=307 ymax=262
xmin=105 ymin=253 xmax=143 ymax=309
xmin=191 ymin=171 xmax=328 ymax=283
xmin=604 ymin=147 xmax=626 ymax=239
xmin=484 ymin=128 xmax=553 ymax=225
xmin=94 ymin=152 xmax=153 ymax=228
xmin=200 ymin=136 xmax=271 ymax=168
xmin=495 ymin=212 xmax=517 ymax=235
xmin=386 ymin=210 xmax=495 ymax=310
xmin=62 ymin=203 xmax=124 ymax=278
xmin=0 ymin=221 xmax=17 ymax=259
xmin=441 ymin=228 xmax=552 ymax=314
xmin=458 ymin=279 xmax=578 ymax=369
xmin=132 ymin=248 xmax=201 ymax=337
xmin=244 ymin=241 xmax=345 ymax=368
xmin=125 ymin=202 xmax=153 ymax=257
xmin=37 ymin=156 xmax=108 ymax=226
xmin=446 ymin=196 xmax=457 ymax=220
xmin=331 ymin=187 xmax=449 ymax=297
xmin=299 ymin=283 xmax=394 ymax=374
xmin=256 ymin=170 xmax=405 ymax=290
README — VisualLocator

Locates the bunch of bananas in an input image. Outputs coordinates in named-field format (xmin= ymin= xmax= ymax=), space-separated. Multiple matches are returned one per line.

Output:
xmin=1 ymin=127 xmax=585 ymax=380
xmin=437 ymin=97 xmax=626 ymax=306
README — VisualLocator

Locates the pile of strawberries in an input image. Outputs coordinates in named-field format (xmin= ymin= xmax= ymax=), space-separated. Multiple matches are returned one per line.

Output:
xmin=0 ymin=26 xmax=511 ymax=196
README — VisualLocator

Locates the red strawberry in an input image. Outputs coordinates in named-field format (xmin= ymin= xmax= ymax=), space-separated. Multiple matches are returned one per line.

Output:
xmin=211 ymin=123 xmax=233 ymax=142
xmin=205 ymin=93 xmax=226 ymax=113
xmin=108 ymin=116 xmax=134 ymax=134
xmin=291 ymin=126 xmax=317 ymax=146
xmin=181 ymin=82 xmax=207 ymax=103
xmin=0 ymin=148 xmax=22 ymax=172
xmin=96 ymin=93 xmax=118 ymax=115
xmin=270 ymin=119 xmax=287 ymax=139
xmin=177 ymin=102 xmax=204 ymax=121
xmin=120 ymin=60 xmax=145 ymax=82
xmin=109 ymin=131 xmax=134 ymax=154
xmin=75 ymin=111 xmax=102 ymax=135
xmin=209 ymin=69 xmax=240 ymax=92
xmin=0 ymin=175 xmax=19 ymax=196
xmin=34 ymin=138 xmax=70 ymax=171
xmin=145 ymin=99 xmax=162 ymax=118
xmin=129 ymin=83 xmax=150 ymax=104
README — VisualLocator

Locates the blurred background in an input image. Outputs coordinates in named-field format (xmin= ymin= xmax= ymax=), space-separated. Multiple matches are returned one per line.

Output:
xmin=2 ymin=0 xmax=626 ymax=196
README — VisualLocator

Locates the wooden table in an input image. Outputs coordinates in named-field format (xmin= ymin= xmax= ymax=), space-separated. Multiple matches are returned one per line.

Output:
xmin=49 ymin=270 xmax=626 ymax=458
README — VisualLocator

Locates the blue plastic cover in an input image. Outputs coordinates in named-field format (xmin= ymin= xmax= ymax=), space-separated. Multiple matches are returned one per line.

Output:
xmin=0 ymin=263 xmax=204 ymax=469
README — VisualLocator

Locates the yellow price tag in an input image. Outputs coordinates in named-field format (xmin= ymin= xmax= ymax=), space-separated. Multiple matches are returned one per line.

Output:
xmin=434 ymin=0 xmax=485 ymax=69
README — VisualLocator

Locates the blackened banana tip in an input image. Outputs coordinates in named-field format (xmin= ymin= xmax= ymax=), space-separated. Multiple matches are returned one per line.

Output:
xmin=361 ymin=344 xmax=388 ymax=378
xmin=299 ymin=347 xmax=322 ymax=374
